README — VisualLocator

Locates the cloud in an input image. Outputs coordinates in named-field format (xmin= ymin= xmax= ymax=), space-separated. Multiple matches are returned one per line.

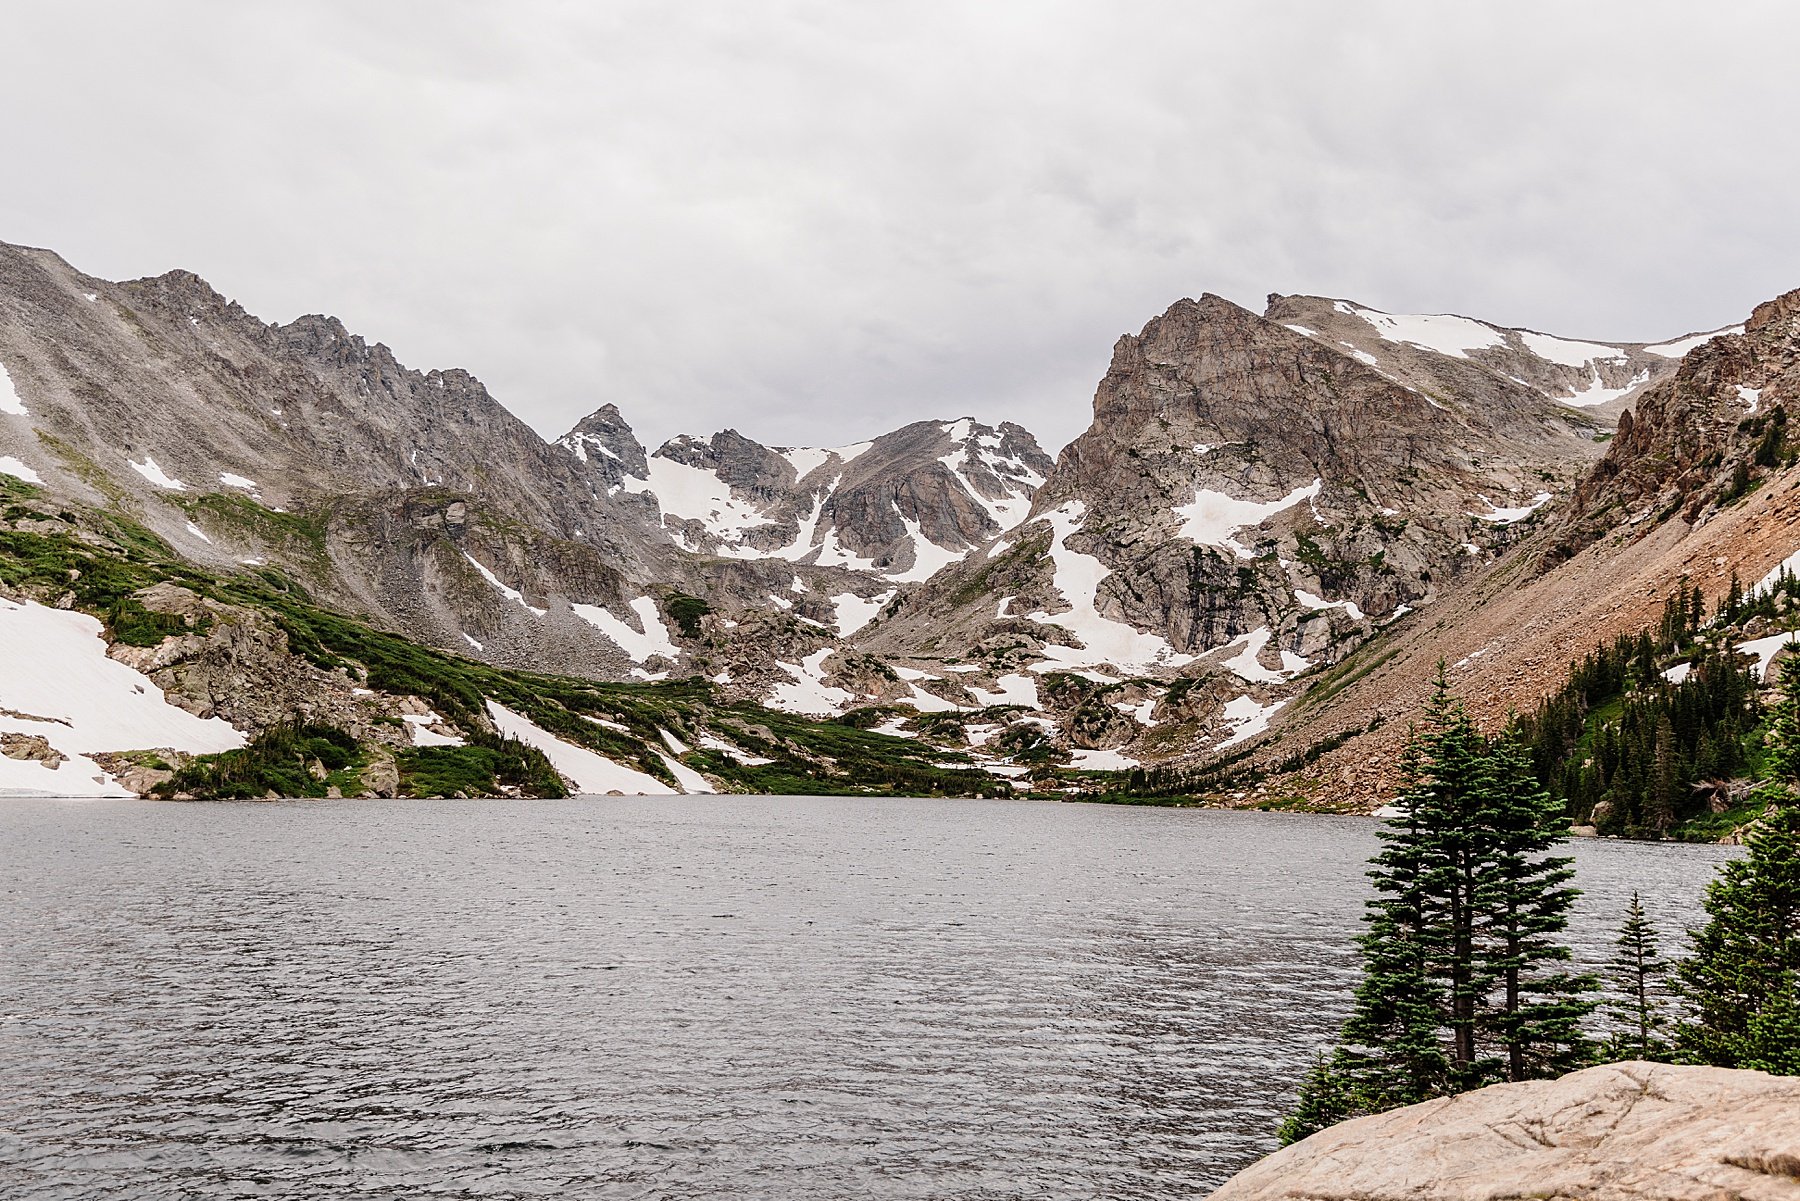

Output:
xmin=2 ymin=1 xmax=1796 ymax=454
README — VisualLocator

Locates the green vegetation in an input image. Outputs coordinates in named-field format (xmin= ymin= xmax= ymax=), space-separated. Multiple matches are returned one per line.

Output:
xmin=1676 ymin=658 xmax=1800 ymax=1073
xmin=155 ymin=724 xmax=366 ymax=800
xmin=664 ymin=593 xmax=710 ymax=638
xmin=1281 ymin=670 xmax=1593 ymax=1145
xmin=0 ymin=502 xmax=1012 ymax=799
xmin=1286 ymin=662 xmax=1800 ymax=1145
xmin=396 ymin=733 xmax=569 ymax=799
xmin=1599 ymin=892 xmax=1673 ymax=1061
xmin=1512 ymin=580 xmax=1795 ymax=839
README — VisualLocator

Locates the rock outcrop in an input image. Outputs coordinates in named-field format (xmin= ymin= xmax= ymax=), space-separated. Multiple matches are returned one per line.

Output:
xmin=1209 ymin=1062 xmax=1800 ymax=1201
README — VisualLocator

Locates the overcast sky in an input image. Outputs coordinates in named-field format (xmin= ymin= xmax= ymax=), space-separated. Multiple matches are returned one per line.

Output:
xmin=4 ymin=2 xmax=1797 ymax=454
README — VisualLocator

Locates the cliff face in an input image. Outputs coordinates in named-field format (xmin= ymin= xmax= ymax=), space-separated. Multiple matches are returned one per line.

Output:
xmin=7 ymin=232 xmax=1794 ymax=791
xmin=1209 ymin=1061 xmax=1800 ymax=1201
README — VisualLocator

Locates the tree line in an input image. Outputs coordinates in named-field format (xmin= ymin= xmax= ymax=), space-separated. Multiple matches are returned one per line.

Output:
xmin=1511 ymin=573 xmax=1795 ymax=837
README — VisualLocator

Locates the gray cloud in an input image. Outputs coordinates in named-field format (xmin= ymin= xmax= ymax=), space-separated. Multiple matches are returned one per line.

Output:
xmin=3 ymin=1 xmax=1796 ymax=453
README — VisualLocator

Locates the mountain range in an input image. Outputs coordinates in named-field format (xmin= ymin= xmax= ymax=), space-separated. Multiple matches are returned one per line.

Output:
xmin=1 ymin=236 xmax=1793 ymax=802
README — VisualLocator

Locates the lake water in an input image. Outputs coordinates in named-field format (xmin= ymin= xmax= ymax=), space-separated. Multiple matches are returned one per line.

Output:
xmin=0 ymin=796 xmax=1732 ymax=1199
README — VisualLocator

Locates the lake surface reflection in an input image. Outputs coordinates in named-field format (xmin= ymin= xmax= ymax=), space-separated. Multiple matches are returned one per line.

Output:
xmin=0 ymin=796 xmax=1731 ymax=1198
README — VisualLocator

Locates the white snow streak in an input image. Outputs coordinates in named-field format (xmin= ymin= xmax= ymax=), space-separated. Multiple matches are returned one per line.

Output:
xmin=463 ymin=553 xmax=547 ymax=616
xmin=129 ymin=456 xmax=187 ymax=490
xmin=1517 ymin=331 xmax=1626 ymax=367
xmin=1644 ymin=327 xmax=1743 ymax=358
xmin=573 ymin=597 xmax=679 ymax=662
xmin=0 ymin=360 xmax=27 ymax=416
xmin=1345 ymin=305 xmax=1506 ymax=359
xmin=485 ymin=700 xmax=676 ymax=794
xmin=1025 ymin=502 xmax=1193 ymax=674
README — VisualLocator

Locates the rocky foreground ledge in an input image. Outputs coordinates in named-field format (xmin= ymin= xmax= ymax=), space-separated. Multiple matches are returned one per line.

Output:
xmin=1209 ymin=1062 xmax=1800 ymax=1201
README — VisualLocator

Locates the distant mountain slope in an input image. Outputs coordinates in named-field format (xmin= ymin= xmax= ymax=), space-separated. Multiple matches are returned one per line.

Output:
xmin=4 ymin=234 xmax=1786 ymax=801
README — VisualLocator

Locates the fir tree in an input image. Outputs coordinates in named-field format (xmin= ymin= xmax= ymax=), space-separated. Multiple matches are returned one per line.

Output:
xmin=1676 ymin=657 xmax=1800 ymax=1071
xmin=1477 ymin=736 xmax=1595 ymax=1079
xmin=1600 ymin=891 xmax=1671 ymax=1060
xmin=1281 ymin=670 xmax=1594 ymax=1143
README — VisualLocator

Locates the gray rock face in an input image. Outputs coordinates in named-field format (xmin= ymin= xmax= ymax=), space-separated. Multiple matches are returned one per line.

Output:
xmin=873 ymin=294 xmax=1609 ymax=675
xmin=1208 ymin=1061 xmax=1800 ymax=1201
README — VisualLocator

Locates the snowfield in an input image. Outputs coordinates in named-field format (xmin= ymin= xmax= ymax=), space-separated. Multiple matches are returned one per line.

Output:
xmin=0 ymin=359 xmax=28 ymax=416
xmin=1175 ymin=479 xmax=1322 ymax=556
xmin=1643 ymin=327 xmax=1743 ymax=358
xmin=573 ymin=597 xmax=680 ymax=663
xmin=1339 ymin=302 xmax=1506 ymax=359
xmin=1025 ymin=502 xmax=1195 ymax=674
xmin=485 ymin=700 xmax=677 ymax=795
xmin=0 ymin=598 xmax=245 ymax=796
xmin=0 ymin=454 xmax=42 ymax=484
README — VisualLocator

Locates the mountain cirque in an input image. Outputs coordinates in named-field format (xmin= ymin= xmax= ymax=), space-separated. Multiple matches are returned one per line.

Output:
xmin=1 ymin=233 xmax=1793 ymax=800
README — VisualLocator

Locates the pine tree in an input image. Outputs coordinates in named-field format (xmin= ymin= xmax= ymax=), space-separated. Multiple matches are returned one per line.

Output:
xmin=1676 ymin=658 xmax=1800 ymax=1071
xmin=1600 ymin=892 xmax=1671 ymax=1060
xmin=1281 ymin=670 xmax=1594 ymax=1142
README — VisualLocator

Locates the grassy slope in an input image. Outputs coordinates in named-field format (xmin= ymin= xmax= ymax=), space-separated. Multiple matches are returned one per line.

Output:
xmin=0 ymin=477 xmax=1007 ymax=799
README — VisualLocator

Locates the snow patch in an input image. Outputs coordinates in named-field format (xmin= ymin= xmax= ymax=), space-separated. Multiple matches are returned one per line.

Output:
xmin=184 ymin=521 xmax=211 ymax=544
xmin=0 ymin=455 xmax=42 ymax=484
xmin=573 ymin=597 xmax=679 ymax=663
xmin=1737 ymin=385 xmax=1762 ymax=416
xmin=129 ymin=456 xmax=186 ymax=491
xmin=0 ymin=598 xmax=244 ymax=796
xmin=404 ymin=713 xmax=464 ymax=747
xmin=219 ymin=472 xmax=258 ymax=490
xmin=1176 ymin=479 xmax=1322 ymax=557
xmin=830 ymin=590 xmax=893 ymax=637
xmin=1218 ymin=695 xmax=1285 ymax=748
xmin=1750 ymin=549 xmax=1800 ymax=600
xmin=485 ymin=700 xmax=675 ymax=795
xmin=624 ymin=457 xmax=774 ymax=549
xmin=1738 ymin=631 xmax=1799 ymax=681
xmin=767 ymin=649 xmax=852 ymax=716
xmin=0 ymin=360 xmax=27 ymax=416
xmin=1558 ymin=367 xmax=1649 ymax=408
xmin=885 ymin=514 xmax=967 ymax=583
xmin=1069 ymin=747 xmax=1138 ymax=771
xmin=969 ymin=673 xmax=1040 ymax=709
xmin=1295 ymin=589 xmax=1366 ymax=620
xmin=1472 ymin=492 xmax=1553 ymax=524
xmin=462 ymin=633 xmax=485 ymax=652
xmin=1025 ymin=502 xmax=1194 ymax=673
xmin=1517 ymin=331 xmax=1626 ymax=367
xmin=1346 ymin=305 xmax=1506 ymax=359
xmin=464 ymin=553 xmax=547 ymax=616
xmin=1644 ymin=327 xmax=1743 ymax=358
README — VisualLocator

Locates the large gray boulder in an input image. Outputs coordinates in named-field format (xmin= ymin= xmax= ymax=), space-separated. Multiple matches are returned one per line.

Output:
xmin=1209 ymin=1061 xmax=1800 ymax=1201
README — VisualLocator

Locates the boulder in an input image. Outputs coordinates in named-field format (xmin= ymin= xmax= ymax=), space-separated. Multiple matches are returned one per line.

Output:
xmin=1209 ymin=1061 xmax=1800 ymax=1201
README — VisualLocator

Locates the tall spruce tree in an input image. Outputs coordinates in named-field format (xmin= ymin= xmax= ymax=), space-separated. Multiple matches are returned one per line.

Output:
xmin=1677 ymin=659 xmax=1800 ymax=1072
xmin=1281 ymin=669 xmax=1593 ymax=1144
xmin=1600 ymin=891 xmax=1671 ymax=1060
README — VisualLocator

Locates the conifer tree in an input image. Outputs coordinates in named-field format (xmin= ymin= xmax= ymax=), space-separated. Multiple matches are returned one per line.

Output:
xmin=1477 ymin=735 xmax=1594 ymax=1079
xmin=1600 ymin=892 xmax=1671 ymax=1060
xmin=1281 ymin=669 xmax=1593 ymax=1143
xmin=1677 ymin=657 xmax=1800 ymax=1072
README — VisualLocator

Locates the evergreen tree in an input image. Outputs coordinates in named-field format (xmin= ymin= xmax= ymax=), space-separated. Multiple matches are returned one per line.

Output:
xmin=1600 ymin=891 xmax=1671 ymax=1060
xmin=1676 ymin=658 xmax=1800 ymax=1071
xmin=1281 ymin=670 xmax=1594 ymax=1143
xmin=1477 ymin=736 xmax=1595 ymax=1079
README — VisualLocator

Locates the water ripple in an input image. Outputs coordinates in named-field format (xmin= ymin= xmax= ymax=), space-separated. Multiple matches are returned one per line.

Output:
xmin=0 ymin=797 xmax=1728 ymax=1198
